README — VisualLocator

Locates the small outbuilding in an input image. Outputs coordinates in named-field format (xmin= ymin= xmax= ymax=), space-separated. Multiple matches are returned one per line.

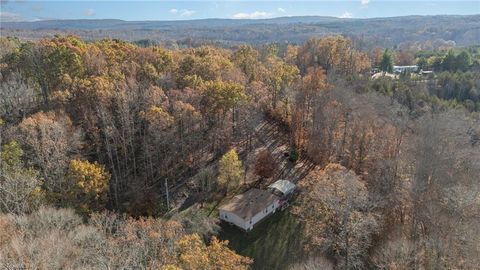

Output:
xmin=268 ymin=179 xmax=296 ymax=198
xmin=219 ymin=188 xmax=279 ymax=231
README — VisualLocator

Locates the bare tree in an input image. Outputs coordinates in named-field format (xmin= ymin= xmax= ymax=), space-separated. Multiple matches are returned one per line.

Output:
xmin=14 ymin=111 xmax=82 ymax=200
xmin=0 ymin=72 xmax=39 ymax=122
xmin=294 ymin=164 xmax=379 ymax=269
xmin=289 ymin=256 xmax=334 ymax=270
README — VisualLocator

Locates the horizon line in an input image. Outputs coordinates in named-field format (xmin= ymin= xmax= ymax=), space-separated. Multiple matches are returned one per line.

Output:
xmin=2 ymin=13 xmax=479 ymax=23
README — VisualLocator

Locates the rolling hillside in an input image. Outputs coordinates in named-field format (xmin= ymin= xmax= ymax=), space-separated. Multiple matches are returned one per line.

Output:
xmin=2 ymin=15 xmax=479 ymax=48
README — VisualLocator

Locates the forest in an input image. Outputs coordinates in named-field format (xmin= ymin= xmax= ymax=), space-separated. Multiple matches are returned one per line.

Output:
xmin=2 ymin=14 xmax=480 ymax=49
xmin=0 ymin=34 xmax=479 ymax=269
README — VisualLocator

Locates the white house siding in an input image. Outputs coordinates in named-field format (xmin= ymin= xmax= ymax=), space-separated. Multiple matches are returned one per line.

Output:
xmin=246 ymin=200 xmax=279 ymax=230
xmin=219 ymin=210 xmax=248 ymax=230
xmin=220 ymin=199 xmax=280 ymax=231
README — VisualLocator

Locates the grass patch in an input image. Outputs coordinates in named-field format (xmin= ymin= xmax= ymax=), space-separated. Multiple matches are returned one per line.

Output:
xmin=219 ymin=210 xmax=305 ymax=270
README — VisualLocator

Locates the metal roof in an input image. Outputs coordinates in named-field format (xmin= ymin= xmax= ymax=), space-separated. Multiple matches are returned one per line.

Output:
xmin=268 ymin=180 xmax=295 ymax=196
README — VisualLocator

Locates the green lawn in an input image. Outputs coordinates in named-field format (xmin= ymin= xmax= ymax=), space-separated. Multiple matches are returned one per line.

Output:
xmin=218 ymin=210 xmax=306 ymax=270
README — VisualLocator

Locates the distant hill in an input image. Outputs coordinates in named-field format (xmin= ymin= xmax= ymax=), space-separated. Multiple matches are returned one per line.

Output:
xmin=2 ymin=15 xmax=479 ymax=48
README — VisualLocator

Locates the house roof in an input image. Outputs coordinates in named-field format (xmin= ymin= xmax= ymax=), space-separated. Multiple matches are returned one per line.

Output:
xmin=218 ymin=189 xmax=279 ymax=220
xmin=371 ymin=72 xmax=397 ymax=79
xmin=393 ymin=65 xmax=418 ymax=69
xmin=268 ymin=180 xmax=296 ymax=196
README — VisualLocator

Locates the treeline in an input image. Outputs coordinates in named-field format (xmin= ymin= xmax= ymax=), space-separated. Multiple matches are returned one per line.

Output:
xmin=1 ymin=35 xmax=479 ymax=269
xmin=369 ymin=46 xmax=480 ymax=72
xmin=2 ymin=15 xmax=479 ymax=48
xmin=416 ymin=47 xmax=480 ymax=72
xmin=363 ymin=72 xmax=480 ymax=113
xmin=367 ymin=45 xmax=480 ymax=112
xmin=0 ymin=34 xmax=372 ymax=269
xmin=0 ymin=207 xmax=251 ymax=269
xmin=290 ymin=84 xmax=480 ymax=268
xmin=0 ymin=35 xmax=371 ymax=215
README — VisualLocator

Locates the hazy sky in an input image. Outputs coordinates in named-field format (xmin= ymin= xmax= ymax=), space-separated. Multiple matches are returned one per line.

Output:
xmin=1 ymin=1 xmax=479 ymax=22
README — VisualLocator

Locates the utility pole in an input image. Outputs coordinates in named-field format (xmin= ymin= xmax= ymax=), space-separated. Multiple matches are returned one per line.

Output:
xmin=0 ymin=119 xmax=3 ymax=171
xmin=165 ymin=178 xmax=170 ymax=210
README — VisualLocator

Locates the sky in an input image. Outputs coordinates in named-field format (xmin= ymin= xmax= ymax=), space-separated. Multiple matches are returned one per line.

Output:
xmin=0 ymin=1 xmax=479 ymax=22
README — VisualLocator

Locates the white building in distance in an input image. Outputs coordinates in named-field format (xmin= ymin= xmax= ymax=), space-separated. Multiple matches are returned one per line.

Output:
xmin=393 ymin=65 xmax=418 ymax=73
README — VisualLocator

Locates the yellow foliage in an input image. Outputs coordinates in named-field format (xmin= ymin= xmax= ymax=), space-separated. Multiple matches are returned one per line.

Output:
xmin=67 ymin=159 xmax=110 ymax=211
xmin=217 ymin=149 xmax=244 ymax=192
xmin=0 ymin=140 xmax=23 ymax=169
xmin=176 ymin=234 xmax=252 ymax=270
xmin=201 ymin=80 xmax=247 ymax=115
xmin=177 ymin=234 xmax=210 ymax=269
xmin=298 ymin=36 xmax=371 ymax=74
xmin=50 ymin=90 xmax=72 ymax=106
xmin=324 ymin=163 xmax=345 ymax=172
xmin=139 ymin=105 xmax=174 ymax=128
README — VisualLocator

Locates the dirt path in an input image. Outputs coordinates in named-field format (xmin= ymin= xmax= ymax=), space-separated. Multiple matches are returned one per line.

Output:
xmin=159 ymin=117 xmax=318 ymax=209
xmin=249 ymin=119 xmax=317 ymax=185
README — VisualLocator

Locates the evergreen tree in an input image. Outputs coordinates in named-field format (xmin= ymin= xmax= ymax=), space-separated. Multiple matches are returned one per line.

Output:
xmin=380 ymin=49 xmax=394 ymax=73
xmin=441 ymin=49 xmax=457 ymax=71
xmin=455 ymin=51 xmax=471 ymax=72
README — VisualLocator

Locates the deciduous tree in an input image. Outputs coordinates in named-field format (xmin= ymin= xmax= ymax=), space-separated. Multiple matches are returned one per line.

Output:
xmin=0 ymin=141 xmax=43 ymax=214
xmin=15 ymin=111 xmax=82 ymax=202
xmin=254 ymin=149 xmax=276 ymax=179
xmin=176 ymin=234 xmax=252 ymax=270
xmin=217 ymin=149 xmax=244 ymax=193
xmin=67 ymin=159 xmax=110 ymax=212
xmin=293 ymin=164 xmax=379 ymax=269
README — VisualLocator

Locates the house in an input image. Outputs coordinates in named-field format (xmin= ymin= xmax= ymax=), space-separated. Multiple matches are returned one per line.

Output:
xmin=219 ymin=188 xmax=279 ymax=231
xmin=393 ymin=65 xmax=418 ymax=73
xmin=219 ymin=180 xmax=296 ymax=231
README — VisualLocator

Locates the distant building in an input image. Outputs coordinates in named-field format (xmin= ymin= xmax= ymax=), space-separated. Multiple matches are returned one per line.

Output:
xmin=219 ymin=189 xmax=279 ymax=231
xmin=393 ymin=65 xmax=418 ymax=73
xmin=420 ymin=70 xmax=434 ymax=76
xmin=219 ymin=180 xmax=296 ymax=231
xmin=371 ymin=72 xmax=397 ymax=80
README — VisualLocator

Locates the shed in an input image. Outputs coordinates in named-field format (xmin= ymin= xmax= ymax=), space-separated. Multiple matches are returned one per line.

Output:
xmin=268 ymin=180 xmax=296 ymax=197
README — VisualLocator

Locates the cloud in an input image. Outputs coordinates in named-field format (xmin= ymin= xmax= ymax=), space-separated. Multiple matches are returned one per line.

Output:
xmin=169 ymin=8 xmax=195 ymax=17
xmin=233 ymin=11 xmax=272 ymax=19
xmin=361 ymin=0 xmax=370 ymax=8
xmin=34 ymin=16 xmax=58 ymax=21
xmin=180 ymin=9 xmax=195 ymax=17
xmin=339 ymin=11 xmax=353 ymax=18
xmin=0 ymin=11 xmax=23 ymax=22
xmin=277 ymin=8 xmax=286 ymax=13
xmin=83 ymin=8 xmax=95 ymax=17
